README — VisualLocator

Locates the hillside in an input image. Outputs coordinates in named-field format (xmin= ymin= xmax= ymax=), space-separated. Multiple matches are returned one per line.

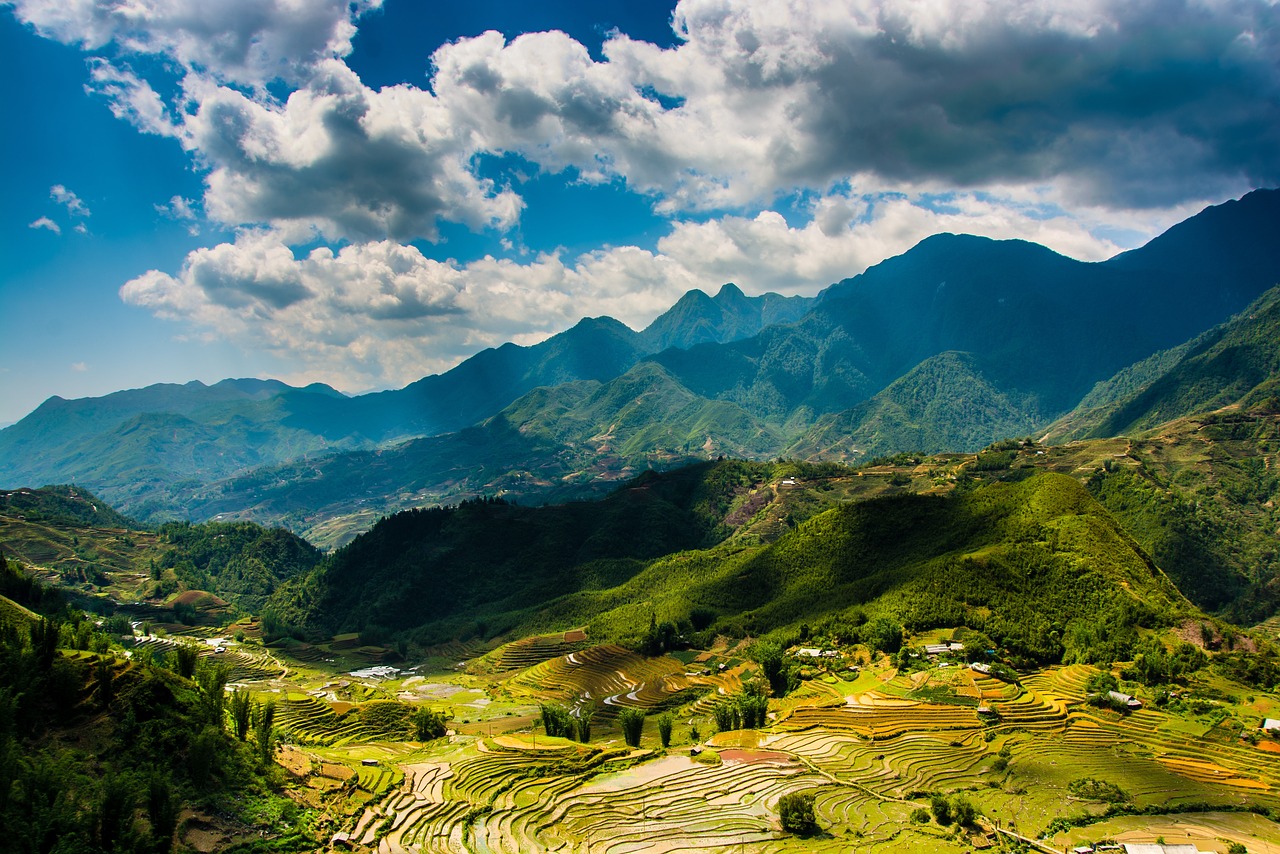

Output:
xmin=786 ymin=351 xmax=1044 ymax=459
xmin=1047 ymin=284 xmax=1280 ymax=442
xmin=0 ymin=496 xmax=321 ymax=616
xmin=266 ymin=463 xmax=1198 ymax=666
xmin=1 ymin=484 xmax=142 ymax=530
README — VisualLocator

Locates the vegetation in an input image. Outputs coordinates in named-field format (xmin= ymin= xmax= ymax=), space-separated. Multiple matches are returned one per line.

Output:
xmin=777 ymin=791 xmax=819 ymax=836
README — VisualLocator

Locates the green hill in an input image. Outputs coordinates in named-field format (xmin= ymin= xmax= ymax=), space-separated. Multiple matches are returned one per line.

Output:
xmin=787 ymin=351 xmax=1044 ymax=459
xmin=0 ymin=495 xmax=322 ymax=616
xmin=268 ymin=464 xmax=1198 ymax=666
xmin=1 ymin=485 xmax=142 ymax=530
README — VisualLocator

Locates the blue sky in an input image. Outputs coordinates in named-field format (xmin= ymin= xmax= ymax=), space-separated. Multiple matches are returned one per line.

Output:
xmin=2 ymin=0 xmax=1276 ymax=425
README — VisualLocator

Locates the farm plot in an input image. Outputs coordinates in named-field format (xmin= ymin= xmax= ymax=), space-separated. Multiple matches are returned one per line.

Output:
xmin=511 ymin=644 xmax=702 ymax=717
xmin=780 ymin=692 xmax=983 ymax=738
xmin=482 ymin=632 xmax=590 ymax=672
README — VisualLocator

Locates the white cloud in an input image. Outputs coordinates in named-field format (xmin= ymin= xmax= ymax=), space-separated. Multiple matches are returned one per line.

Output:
xmin=11 ymin=0 xmax=381 ymax=88
xmin=155 ymin=194 xmax=200 ymax=234
xmin=71 ymin=361 xmax=88 ymax=372
xmin=50 ymin=184 xmax=90 ymax=216
xmin=15 ymin=0 xmax=1277 ymax=243
xmin=28 ymin=216 xmax=61 ymax=234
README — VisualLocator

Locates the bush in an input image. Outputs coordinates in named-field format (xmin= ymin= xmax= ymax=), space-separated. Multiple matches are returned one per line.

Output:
xmin=777 ymin=792 xmax=818 ymax=836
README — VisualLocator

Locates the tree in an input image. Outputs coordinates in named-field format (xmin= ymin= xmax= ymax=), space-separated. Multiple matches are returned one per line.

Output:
xmin=860 ymin=617 xmax=904 ymax=655
xmin=229 ymin=690 xmax=253 ymax=741
xmin=657 ymin=712 xmax=674 ymax=748
xmin=411 ymin=707 xmax=447 ymax=741
xmin=173 ymin=643 xmax=199 ymax=680
xmin=777 ymin=792 xmax=818 ymax=836
xmin=930 ymin=794 xmax=952 ymax=825
xmin=618 ymin=708 xmax=645 ymax=747
xmin=574 ymin=706 xmax=595 ymax=743
xmin=952 ymin=795 xmax=977 ymax=827
xmin=750 ymin=640 xmax=792 ymax=697
xmin=256 ymin=699 xmax=276 ymax=763
xmin=539 ymin=704 xmax=573 ymax=738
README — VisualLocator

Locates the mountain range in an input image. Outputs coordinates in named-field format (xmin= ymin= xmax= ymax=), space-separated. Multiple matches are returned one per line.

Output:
xmin=2 ymin=189 xmax=1278 ymax=546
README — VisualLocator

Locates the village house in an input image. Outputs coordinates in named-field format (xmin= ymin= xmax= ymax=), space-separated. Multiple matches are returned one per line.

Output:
xmin=1108 ymin=690 xmax=1144 ymax=710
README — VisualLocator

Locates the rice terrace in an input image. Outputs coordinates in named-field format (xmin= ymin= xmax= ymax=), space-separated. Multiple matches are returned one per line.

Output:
xmin=109 ymin=617 xmax=1280 ymax=853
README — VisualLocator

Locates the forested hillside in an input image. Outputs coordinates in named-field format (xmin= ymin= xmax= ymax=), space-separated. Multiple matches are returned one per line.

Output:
xmin=267 ymin=462 xmax=1198 ymax=668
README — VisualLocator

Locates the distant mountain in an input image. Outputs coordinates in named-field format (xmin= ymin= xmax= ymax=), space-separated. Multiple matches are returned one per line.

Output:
xmin=5 ymin=190 xmax=1277 ymax=538
xmin=0 ymin=286 xmax=812 ymax=520
xmin=179 ymin=362 xmax=780 ymax=548
xmin=656 ymin=190 xmax=1280 ymax=431
xmin=639 ymin=283 xmax=812 ymax=352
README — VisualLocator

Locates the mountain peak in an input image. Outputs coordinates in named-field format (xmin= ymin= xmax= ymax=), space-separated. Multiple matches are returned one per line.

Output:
xmin=714 ymin=282 xmax=746 ymax=301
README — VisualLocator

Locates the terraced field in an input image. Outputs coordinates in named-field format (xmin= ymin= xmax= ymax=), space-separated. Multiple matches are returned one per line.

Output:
xmin=509 ymin=643 xmax=713 ymax=719
xmin=269 ymin=650 xmax=1275 ymax=853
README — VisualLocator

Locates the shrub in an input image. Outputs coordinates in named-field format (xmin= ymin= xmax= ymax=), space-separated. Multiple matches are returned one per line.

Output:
xmin=930 ymin=794 xmax=952 ymax=825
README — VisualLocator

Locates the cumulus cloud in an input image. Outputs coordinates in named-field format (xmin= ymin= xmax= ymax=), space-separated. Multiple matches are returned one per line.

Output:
xmin=15 ymin=0 xmax=1277 ymax=242
xmin=11 ymin=0 xmax=380 ymax=88
xmin=50 ymin=184 xmax=90 ymax=217
xmin=182 ymin=62 xmax=524 ymax=241
xmin=28 ymin=216 xmax=61 ymax=234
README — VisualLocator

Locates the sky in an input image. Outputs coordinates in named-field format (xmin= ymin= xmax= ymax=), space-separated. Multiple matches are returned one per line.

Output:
xmin=1 ymin=0 xmax=1277 ymax=425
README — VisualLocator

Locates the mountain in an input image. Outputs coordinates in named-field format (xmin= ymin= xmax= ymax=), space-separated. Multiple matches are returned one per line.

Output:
xmin=1046 ymin=283 xmax=1280 ymax=442
xmin=655 ymin=190 xmax=1280 ymax=431
xmin=0 ymin=286 xmax=813 ymax=522
xmin=785 ymin=351 xmax=1044 ymax=459
xmin=639 ymin=283 xmax=813 ymax=352
xmin=177 ymin=362 xmax=781 ymax=548
xmin=5 ymin=190 xmax=1278 ymax=539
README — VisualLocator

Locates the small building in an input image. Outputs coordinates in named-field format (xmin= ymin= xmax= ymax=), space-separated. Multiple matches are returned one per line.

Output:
xmin=924 ymin=644 xmax=950 ymax=656
xmin=1121 ymin=844 xmax=1211 ymax=854
xmin=1108 ymin=690 xmax=1144 ymax=710
xmin=948 ymin=641 xmax=965 ymax=652
xmin=1263 ymin=718 xmax=1280 ymax=731
xmin=1072 ymin=846 xmax=1095 ymax=854
xmin=361 ymin=759 xmax=379 ymax=767
xmin=970 ymin=662 xmax=992 ymax=674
